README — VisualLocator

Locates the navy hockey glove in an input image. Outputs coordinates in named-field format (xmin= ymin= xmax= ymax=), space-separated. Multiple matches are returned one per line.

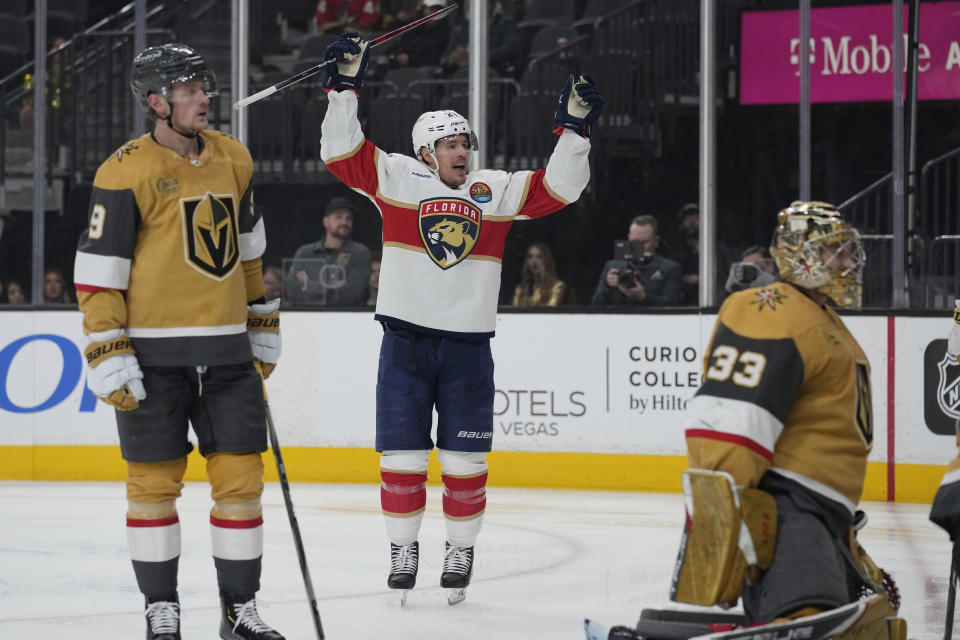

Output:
xmin=323 ymin=32 xmax=371 ymax=91
xmin=553 ymin=74 xmax=604 ymax=138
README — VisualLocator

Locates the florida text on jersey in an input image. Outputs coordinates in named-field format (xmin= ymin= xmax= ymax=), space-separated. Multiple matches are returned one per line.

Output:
xmin=74 ymin=131 xmax=267 ymax=366
xmin=319 ymin=90 xmax=591 ymax=337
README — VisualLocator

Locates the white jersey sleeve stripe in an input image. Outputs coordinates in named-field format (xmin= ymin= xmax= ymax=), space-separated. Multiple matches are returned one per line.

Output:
xmin=321 ymin=91 xmax=365 ymax=161
xmin=239 ymin=217 xmax=266 ymax=261
xmin=543 ymin=129 xmax=592 ymax=203
xmin=74 ymin=251 xmax=131 ymax=290
xmin=769 ymin=467 xmax=857 ymax=515
xmin=128 ymin=323 xmax=247 ymax=338
xmin=940 ymin=467 xmax=960 ymax=487
xmin=683 ymin=394 xmax=784 ymax=454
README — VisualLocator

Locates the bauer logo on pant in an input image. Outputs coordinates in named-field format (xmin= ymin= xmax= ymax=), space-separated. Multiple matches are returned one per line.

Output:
xmin=418 ymin=198 xmax=481 ymax=269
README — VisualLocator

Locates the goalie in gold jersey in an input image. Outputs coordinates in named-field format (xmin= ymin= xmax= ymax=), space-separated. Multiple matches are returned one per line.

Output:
xmin=73 ymin=44 xmax=283 ymax=640
xmin=590 ymin=203 xmax=906 ymax=640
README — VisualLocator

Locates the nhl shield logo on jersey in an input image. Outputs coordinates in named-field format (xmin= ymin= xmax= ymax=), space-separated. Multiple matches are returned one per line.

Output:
xmin=418 ymin=198 xmax=481 ymax=269
xmin=469 ymin=182 xmax=493 ymax=203
xmin=181 ymin=191 xmax=240 ymax=279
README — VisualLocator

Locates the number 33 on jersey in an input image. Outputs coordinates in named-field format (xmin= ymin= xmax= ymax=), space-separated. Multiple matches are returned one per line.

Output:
xmin=684 ymin=281 xmax=873 ymax=516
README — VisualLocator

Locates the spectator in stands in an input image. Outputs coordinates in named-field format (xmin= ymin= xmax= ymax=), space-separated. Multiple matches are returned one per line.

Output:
xmin=263 ymin=264 xmax=284 ymax=302
xmin=315 ymin=0 xmax=382 ymax=34
xmin=724 ymin=244 xmax=777 ymax=294
xmin=393 ymin=0 xmax=452 ymax=69
xmin=6 ymin=278 xmax=27 ymax=304
xmin=512 ymin=241 xmax=566 ymax=307
xmin=43 ymin=266 xmax=73 ymax=304
xmin=668 ymin=203 xmax=700 ymax=305
xmin=285 ymin=196 xmax=373 ymax=305
xmin=367 ymin=252 xmax=381 ymax=306
xmin=441 ymin=1 xmax=523 ymax=77
xmin=590 ymin=215 xmax=682 ymax=306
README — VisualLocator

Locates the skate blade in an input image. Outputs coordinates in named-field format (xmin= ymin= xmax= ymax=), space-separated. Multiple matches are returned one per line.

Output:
xmin=446 ymin=587 xmax=467 ymax=605
xmin=398 ymin=589 xmax=410 ymax=607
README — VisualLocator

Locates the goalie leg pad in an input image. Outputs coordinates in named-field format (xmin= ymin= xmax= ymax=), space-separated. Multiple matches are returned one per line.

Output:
xmin=671 ymin=469 xmax=776 ymax=607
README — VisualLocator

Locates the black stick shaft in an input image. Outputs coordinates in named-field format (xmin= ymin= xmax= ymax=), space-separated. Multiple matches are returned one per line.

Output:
xmin=947 ymin=542 xmax=958 ymax=640
xmin=265 ymin=401 xmax=325 ymax=639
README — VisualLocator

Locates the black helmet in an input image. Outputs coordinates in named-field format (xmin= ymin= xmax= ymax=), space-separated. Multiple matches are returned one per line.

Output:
xmin=130 ymin=43 xmax=219 ymax=113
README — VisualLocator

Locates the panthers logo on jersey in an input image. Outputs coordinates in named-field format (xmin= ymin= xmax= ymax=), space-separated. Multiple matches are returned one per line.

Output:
xmin=181 ymin=191 xmax=239 ymax=279
xmin=418 ymin=197 xmax=481 ymax=269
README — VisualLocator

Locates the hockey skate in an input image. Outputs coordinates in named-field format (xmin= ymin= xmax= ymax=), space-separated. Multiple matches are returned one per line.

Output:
xmin=441 ymin=541 xmax=473 ymax=605
xmin=219 ymin=594 xmax=284 ymax=640
xmin=388 ymin=541 xmax=419 ymax=606
xmin=144 ymin=595 xmax=181 ymax=640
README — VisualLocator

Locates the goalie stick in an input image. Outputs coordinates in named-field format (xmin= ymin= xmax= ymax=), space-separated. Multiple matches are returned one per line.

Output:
xmin=585 ymin=598 xmax=877 ymax=640
xmin=234 ymin=3 xmax=458 ymax=109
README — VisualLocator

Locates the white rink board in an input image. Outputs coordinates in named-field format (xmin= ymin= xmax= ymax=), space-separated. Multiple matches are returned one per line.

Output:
xmin=0 ymin=310 xmax=952 ymax=463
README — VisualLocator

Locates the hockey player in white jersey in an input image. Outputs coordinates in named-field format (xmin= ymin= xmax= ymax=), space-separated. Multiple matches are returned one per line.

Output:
xmin=318 ymin=32 xmax=603 ymax=605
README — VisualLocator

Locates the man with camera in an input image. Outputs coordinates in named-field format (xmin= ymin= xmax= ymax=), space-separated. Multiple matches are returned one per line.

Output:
xmin=723 ymin=244 xmax=778 ymax=295
xmin=590 ymin=215 xmax=683 ymax=306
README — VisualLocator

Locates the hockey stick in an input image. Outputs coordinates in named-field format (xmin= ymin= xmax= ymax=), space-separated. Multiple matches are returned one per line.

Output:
xmin=947 ymin=540 xmax=958 ymax=640
xmin=256 ymin=363 xmax=325 ymax=640
xmin=234 ymin=3 xmax=458 ymax=110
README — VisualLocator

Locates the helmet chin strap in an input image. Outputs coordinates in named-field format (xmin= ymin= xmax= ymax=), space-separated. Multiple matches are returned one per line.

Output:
xmin=164 ymin=103 xmax=198 ymax=139
xmin=419 ymin=147 xmax=440 ymax=176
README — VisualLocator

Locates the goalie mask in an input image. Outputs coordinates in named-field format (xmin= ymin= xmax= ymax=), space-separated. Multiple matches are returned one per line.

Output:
xmin=130 ymin=43 xmax=219 ymax=114
xmin=770 ymin=201 xmax=865 ymax=308
xmin=411 ymin=110 xmax=479 ymax=169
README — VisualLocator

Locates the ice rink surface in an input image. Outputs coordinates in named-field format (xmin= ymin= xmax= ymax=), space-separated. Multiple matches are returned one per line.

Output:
xmin=0 ymin=481 xmax=952 ymax=639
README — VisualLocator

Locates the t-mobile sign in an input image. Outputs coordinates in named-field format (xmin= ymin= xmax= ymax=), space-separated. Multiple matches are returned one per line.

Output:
xmin=741 ymin=2 xmax=960 ymax=104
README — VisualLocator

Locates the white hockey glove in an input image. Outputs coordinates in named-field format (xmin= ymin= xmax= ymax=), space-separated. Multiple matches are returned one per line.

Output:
xmin=947 ymin=299 xmax=960 ymax=362
xmin=248 ymin=298 xmax=281 ymax=379
xmin=83 ymin=329 xmax=146 ymax=411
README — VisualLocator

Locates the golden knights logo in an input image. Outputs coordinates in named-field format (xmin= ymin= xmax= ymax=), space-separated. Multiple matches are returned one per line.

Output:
xmin=751 ymin=287 xmax=784 ymax=311
xmin=418 ymin=197 xmax=481 ymax=269
xmin=180 ymin=191 xmax=239 ymax=279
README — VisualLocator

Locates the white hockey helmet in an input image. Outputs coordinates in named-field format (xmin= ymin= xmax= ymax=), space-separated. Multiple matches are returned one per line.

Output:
xmin=769 ymin=201 xmax=865 ymax=308
xmin=411 ymin=110 xmax=479 ymax=165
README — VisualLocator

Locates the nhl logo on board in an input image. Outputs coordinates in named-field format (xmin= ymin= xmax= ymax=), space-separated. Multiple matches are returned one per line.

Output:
xmin=924 ymin=339 xmax=960 ymax=435
xmin=418 ymin=197 xmax=481 ymax=270
xmin=469 ymin=182 xmax=492 ymax=203
xmin=936 ymin=352 xmax=960 ymax=420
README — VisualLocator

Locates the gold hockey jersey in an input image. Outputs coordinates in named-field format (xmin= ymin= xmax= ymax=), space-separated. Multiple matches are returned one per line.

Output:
xmin=74 ymin=130 xmax=266 ymax=366
xmin=685 ymin=281 xmax=873 ymax=516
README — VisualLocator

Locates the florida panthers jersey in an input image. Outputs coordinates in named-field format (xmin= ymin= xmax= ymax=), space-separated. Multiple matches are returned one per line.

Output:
xmin=685 ymin=281 xmax=873 ymax=516
xmin=74 ymin=130 xmax=266 ymax=366
xmin=320 ymin=90 xmax=591 ymax=337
